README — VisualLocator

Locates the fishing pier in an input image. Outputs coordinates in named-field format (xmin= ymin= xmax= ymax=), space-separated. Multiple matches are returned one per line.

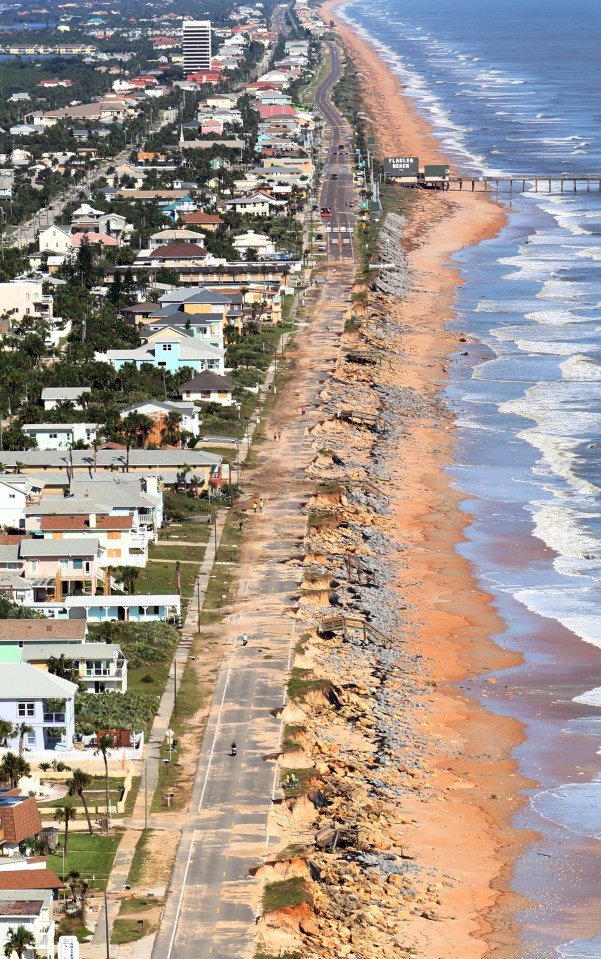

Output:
xmin=449 ymin=175 xmax=601 ymax=194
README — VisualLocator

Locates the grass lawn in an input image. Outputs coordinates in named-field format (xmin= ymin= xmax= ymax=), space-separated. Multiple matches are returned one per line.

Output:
xmin=135 ymin=560 xmax=197 ymax=602
xmin=118 ymin=897 xmax=163 ymax=915
xmin=48 ymin=831 xmax=123 ymax=890
xmin=126 ymin=829 xmax=155 ymax=887
xmin=159 ymin=523 xmax=211 ymax=544
xmin=111 ymin=919 xmax=149 ymax=945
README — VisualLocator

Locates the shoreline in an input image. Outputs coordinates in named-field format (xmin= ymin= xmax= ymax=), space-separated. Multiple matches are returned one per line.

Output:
xmin=320 ymin=4 xmax=535 ymax=956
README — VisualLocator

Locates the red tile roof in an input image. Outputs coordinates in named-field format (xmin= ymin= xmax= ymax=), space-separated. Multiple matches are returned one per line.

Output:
xmin=0 ymin=869 xmax=64 ymax=891
xmin=40 ymin=515 xmax=132 ymax=531
xmin=180 ymin=212 xmax=223 ymax=225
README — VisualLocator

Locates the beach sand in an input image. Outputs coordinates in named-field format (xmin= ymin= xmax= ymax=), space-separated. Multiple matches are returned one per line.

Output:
xmin=320 ymin=4 xmax=536 ymax=956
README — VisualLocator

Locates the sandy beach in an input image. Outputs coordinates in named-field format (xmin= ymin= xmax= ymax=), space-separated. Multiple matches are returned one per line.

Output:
xmin=317 ymin=4 xmax=535 ymax=956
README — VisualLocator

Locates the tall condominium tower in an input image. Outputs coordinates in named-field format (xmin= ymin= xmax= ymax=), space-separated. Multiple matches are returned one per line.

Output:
xmin=183 ymin=19 xmax=212 ymax=73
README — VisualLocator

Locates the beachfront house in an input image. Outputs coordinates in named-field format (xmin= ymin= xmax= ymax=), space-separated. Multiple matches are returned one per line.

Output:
xmin=0 ymin=660 xmax=77 ymax=753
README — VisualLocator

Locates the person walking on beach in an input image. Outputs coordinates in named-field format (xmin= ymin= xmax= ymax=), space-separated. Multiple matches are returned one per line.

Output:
xmin=241 ymin=632 xmax=249 ymax=647
xmin=259 ymin=497 xmax=264 ymax=513
xmin=253 ymin=498 xmax=258 ymax=514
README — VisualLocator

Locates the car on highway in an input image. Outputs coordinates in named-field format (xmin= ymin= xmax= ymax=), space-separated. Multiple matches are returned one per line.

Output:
xmin=331 ymin=173 xmax=338 ymax=180
xmin=320 ymin=208 xmax=332 ymax=217
xmin=316 ymin=233 xmax=324 ymax=239
xmin=317 ymin=244 xmax=327 ymax=252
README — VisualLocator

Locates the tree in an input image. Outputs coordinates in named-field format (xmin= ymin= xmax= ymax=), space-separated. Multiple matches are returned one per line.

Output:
xmin=3 ymin=925 xmax=36 ymax=959
xmin=113 ymin=566 xmax=139 ymax=595
xmin=0 ymin=719 xmax=13 ymax=747
xmin=55 ymin=801 xmax=77 ymax=856
xmin=48 ymin=655 xmax=78 ymax=684
xmin=67 ymin=769 xmax=93 ymax=835
xmin=0 ymin=752 xmax=30 ymax=788
xmin=162 ymin=410 xmax=182 ymax=446
xmin=95 ymin=733 xmax=114 ymax=821
xmin=11 ymin=722 xmax=34 ymax=757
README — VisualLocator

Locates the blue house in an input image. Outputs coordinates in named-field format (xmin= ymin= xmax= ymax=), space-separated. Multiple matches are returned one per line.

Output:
xmin=95 ymin=330 xmax=225 ymax=375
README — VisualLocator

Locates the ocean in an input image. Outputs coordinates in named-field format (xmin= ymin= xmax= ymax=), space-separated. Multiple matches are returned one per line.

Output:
xmin=337 ymin=0 xmax=601 ymax=955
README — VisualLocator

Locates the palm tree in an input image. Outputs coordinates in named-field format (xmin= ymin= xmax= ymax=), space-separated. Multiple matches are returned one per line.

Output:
xmin=162 ymin=411 xmax=182 ymax=447
xmin=95 ymin=733 xmax=114 ymax=822
xmin=55 ymin=801 xmax=77 ymax=856
xmin=113 ymin=565 xmax=139 ymax=595
xmin=0 ymin=719 xmax=13 ymax=747
xmin=47 ymin=654 xmax=78 ymax=683
xmin=3 ymin=925 xmax=35 ymax=959
xmin=67 ymin=769 xmax=93 ymax=835
xmin=0 ymin=752 xmax=30 ymax=788
xmin=11 ymin=722 xmax=34 ymax=758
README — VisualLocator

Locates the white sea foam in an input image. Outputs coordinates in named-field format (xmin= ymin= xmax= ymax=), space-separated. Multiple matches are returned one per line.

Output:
xmin=530 ymin=503 xmax=601 ymax=559
xmin=561 ymin=355 xmax=601 ymax=381
xmin=515 ymin=586 xmax=601 ymax=648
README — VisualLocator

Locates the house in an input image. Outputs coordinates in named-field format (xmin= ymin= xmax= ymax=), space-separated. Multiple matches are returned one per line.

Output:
xmin=0 ymin=859 xmax=63 ymax=959
xmin=148 ymin=229 xmax=205 ymax=251
xmin=27 ymin=476 xmax=163 ymax=546
xmin=120 ymin=401 xmax=200 ymax=443
xmin=41 ymin=387 xmax=91 ymax=412
xmin=31 ymin=593 xmax=181 ymax=624
xmin=95 ymin=333 xmax=225 ymax=376
xmin=0 ymin=661 xmax=78 ymax=753
xmin=22 ymin=642 xmax=127 ymax=694
xmin=179 ymin=211 xmax=223 ymax=232
xmin=0 ymin=796 xmax=42 ymax=856
xmin=37 ymin=511 xmax=148 ymax=570
xmin=38 ymin=225 xmax=72 ymax=255
xmin=72 ymin=232 xmax=118 ymax=249
xmin=223 ymin=191 xmax=287 ymax=217
xmin=21 ymin=424 xmax=100 ymax=452
xmin=0 ymin=172 xmax=14 ymax=201
xmin=19 ymin=537 xmax=101 ymax=601
xmin=0 ymin=283 xmax=52 ymax=329
xmin=232 ymin=231 xmax=276 ymax=258
xmin=0 ymin=479 xmax=32 ymax=531
xmin=70 ymin=204 xmax=127 ymax=245
xmin=120 ymin=302 xmax=161 ymax=327
xmin=179 ymin=371 xmax=234 ymax=407
xmin=141 ymin=242 xmax=207 ymax=269
xmin=147 ymin=287 xmax=231 ymax=345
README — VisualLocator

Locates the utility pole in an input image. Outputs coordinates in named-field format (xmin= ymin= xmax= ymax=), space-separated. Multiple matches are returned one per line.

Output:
xmin=173 ymin=661 xmax=177 ymax=718
xmin=103 ymin=889 xmax=110 ymax=959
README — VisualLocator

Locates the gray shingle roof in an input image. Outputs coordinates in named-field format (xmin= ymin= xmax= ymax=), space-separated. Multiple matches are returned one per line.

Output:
xmin=20 ymin=538 xmax=99 ymax=558
xmin=40 ymin=387 xmax=91 ymax=401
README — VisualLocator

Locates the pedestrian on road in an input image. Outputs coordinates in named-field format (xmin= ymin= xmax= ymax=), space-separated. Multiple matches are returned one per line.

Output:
xmin=278 ymin=432 xmax=282 ymax=441
xmin=301 ymin=406 xmax=306 ymax=416
xmin=259 ymin=497 xmax=264 ymax=513
xmin=242 ymin=632 xmax=249 ymax=646
xmin=253 ymin=498 xmax=258 ymax=514
xmin=274 ymin=433 xmax=277 ymax=442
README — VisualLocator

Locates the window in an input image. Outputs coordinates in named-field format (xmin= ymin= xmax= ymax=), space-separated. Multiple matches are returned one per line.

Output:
xmin=18 ymin=701 xmax=34 ymax=718
xmin=8 ymin=493 xmax=15 ymax=500
xmin=49 ymin=433 xmax=58 ymax=440
xmin=30 ymin=560 xmax=39 ymax=573
xmin=108 ymin=548 xmax=121 ymax=559
xmin=59 ymin=559 xmax=69 ymax=571
xmin=72 ymin=559 xmax=83 ymax=570
xmin=26 ymin=732 xmax=35 ymax=747
xmin=107 ymin=531 xmax=121 ymax=540
xmin=162 ymin=343 xmax=172 ymax=351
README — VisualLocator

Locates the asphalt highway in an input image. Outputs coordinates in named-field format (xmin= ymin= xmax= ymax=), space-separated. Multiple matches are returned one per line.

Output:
xmin=314 ymin=42 xmax=356 ymax=260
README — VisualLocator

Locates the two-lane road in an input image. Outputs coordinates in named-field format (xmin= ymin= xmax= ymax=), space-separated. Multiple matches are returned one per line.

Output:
xmin=314 ymin=41 xmax=356 ymax=261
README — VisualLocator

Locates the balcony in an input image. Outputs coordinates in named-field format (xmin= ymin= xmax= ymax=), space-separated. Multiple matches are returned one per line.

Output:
xmin=83 ymin=665 xmax=125 ymax=679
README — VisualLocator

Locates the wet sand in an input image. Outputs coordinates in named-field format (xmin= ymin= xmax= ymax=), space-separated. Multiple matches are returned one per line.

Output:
xmin=319 ymin=3 xmax=538 ymax=956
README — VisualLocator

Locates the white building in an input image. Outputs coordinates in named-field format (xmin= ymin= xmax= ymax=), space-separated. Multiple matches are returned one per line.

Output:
xmin=41 ymin=387 xmax=91 ymax=412
xmin=21 ymin=423 xmax=100 ymax=451
xmin=0 ymin=283 xmax=52 ymax=328
xmin=232 ymin=230 xmax=276 ymax=257
xmin=38 ymin=224 xmax=71 ymax=255
xmin=183 ymin=19 xmax=212 ymax=72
